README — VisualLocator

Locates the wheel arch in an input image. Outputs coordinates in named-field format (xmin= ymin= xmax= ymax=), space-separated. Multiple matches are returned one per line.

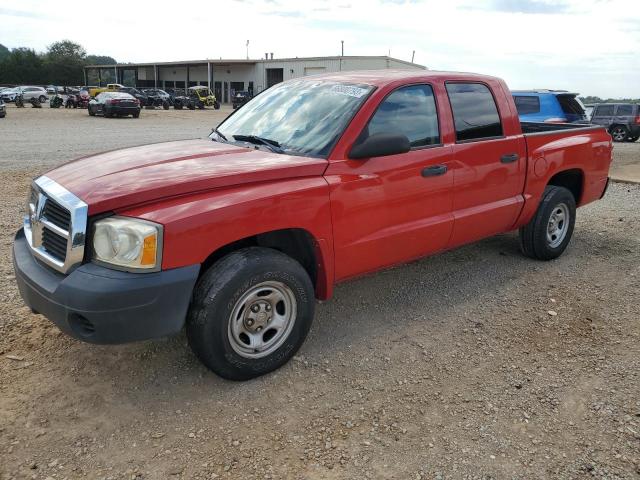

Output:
xmin=547 ymin=168 xmax=584 ymax=205
xmin=200 ymin=228 xmax=331 ymax=300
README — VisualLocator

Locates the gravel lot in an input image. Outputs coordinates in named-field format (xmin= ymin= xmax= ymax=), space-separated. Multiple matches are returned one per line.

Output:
xmin=1 ymin=107 xmax=639 ymax=480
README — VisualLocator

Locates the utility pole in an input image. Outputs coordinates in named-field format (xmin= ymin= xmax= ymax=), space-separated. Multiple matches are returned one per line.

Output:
xmin=341 ymin=40 xmax=344 ymax=56
xmin=246 ymin=40 xmax=249 ymax=60
xmin=411 ymin=50 xmax=415 ymax=63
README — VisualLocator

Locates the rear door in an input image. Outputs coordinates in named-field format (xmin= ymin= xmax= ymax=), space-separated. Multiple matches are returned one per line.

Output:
xmin=445 ymin=82 xmax=527 ymax=247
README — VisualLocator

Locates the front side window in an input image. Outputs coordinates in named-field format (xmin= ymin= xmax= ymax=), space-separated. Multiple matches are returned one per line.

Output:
xmin=595 ymin=105 xmax=614 ymax=116
xmin=365 ymin=84 xmax=440 ymax=147
xmin=513 ymin=96 xmax=540 ymax=115
xmin=216 ymin=80 xmax=373 ymax=157
xmin=446 ymin=83 xmax=503 ymax=141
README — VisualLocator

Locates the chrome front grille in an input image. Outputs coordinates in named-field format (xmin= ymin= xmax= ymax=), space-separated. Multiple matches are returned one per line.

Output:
xmin=24 ymin=176 xmax=88 ymax=273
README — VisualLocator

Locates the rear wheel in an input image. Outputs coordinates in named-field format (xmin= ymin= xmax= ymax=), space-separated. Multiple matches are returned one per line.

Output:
xmin=186 ymin=247 xmax=315 ymax=380
xmin=39 ymin=95 xmax=47 ymax=103
xmin=519 ymin=185 xmax=576 ymax=260
xmin=132 ymin=111 xmax=140 ymax=118
xmin=610 ymin=125 xmax=628 ymax=142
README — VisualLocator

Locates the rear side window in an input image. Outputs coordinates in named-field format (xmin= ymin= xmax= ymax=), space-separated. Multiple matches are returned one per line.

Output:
xmin=557 ymin=95 xmax=585 ymax=115
xmin=367 ymin=84 xmax=440 ymax=147
xmin=446 ymin=83 xmax=503 ymax=141
xmin=616 ymin=105 xmax=633 ymax=116
xmin=514 ymin=96 xmax=540 ymax=115
xmin=595 ymin=105 xmax=614 ymax=116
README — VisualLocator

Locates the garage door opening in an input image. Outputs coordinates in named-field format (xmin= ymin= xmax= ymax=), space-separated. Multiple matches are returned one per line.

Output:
xmin=266 ymin=68 xmax=284 ymax=88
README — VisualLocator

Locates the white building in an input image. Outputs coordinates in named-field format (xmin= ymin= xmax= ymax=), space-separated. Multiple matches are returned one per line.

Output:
xmin=84 ymin=55 xmax=426 ymax=104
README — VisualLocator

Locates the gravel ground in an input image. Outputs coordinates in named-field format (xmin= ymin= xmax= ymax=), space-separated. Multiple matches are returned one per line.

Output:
xmin=0 ymin=107 xmax=639 ymax=480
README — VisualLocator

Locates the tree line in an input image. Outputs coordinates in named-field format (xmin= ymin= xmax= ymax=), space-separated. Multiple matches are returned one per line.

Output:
xmin=0 ymin=40 xmax=116 ymax=86
xmin=580 ymin=96 xmax=640 ymax=105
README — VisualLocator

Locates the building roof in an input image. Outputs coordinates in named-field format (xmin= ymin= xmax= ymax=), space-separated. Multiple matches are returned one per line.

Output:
xmin=85 ymin=55 xmax=425 ymax=69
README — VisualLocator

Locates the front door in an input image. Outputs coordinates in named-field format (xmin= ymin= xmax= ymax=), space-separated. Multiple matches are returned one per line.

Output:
xmin=445 ymin=82 xmax=526 ymax=247
xmin=327 ymin=84 xmax=454 ymax=281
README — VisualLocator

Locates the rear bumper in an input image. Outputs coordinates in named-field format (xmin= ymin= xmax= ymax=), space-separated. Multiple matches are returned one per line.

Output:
xmin=13 ymin=229 xmax=200 ymax=344
xmin=106 ymin=105 xmax=140 ymax=115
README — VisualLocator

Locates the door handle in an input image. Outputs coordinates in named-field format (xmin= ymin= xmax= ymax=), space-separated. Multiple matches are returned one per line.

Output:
xmin=422 ymin=165 xmax=448 ymax=177
xmin=500 ymin=153 xmax=519 ymax=164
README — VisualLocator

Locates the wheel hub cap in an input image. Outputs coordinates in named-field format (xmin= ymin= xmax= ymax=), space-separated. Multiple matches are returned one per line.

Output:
xmin=228 ymin=281 xmax=297 ymax=359
xmin=546 ymin=202 xmax=570 ymax=248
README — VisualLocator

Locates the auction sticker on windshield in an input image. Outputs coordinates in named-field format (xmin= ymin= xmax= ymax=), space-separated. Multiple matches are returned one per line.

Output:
xmin=330 ymin=84 xmax=369 ymax=98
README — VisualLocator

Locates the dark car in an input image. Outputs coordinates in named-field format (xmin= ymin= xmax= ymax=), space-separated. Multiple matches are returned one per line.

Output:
xmin=590 ymin=103 xmax=640 ymax=142
xmin=118 ymin=87 xmax=149 ymax=106
xmin=88 ymin=92 xmax=141 ymax=118
xmin=143 ymin=88 xmax=171 ymax=101
xmin=142 ymin=88 xmax=171 ymax=109
xmin=232 ymin=90 xmax=252 ymax=109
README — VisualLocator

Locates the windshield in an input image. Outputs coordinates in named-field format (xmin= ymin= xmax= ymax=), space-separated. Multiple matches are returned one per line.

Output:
xmin=215 ymin=79 xmax=373 ymax=157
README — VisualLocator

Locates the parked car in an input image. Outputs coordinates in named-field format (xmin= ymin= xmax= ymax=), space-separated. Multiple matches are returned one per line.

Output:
xmin=1 ymin=87 xmax=18 ymax=102
xmin=143 ymin=89 xmax=171 ymax=102
xmin=118 ymin=87 xmax=149 ymax=106
xmin=0 ymin=98 xmax=5 ymax=118
xmin=589 ymin=103 xmax=640 ymax=142
xmin=13 ymin=70 xmax=612 ymax=381
xmin=88 ymin=92 xmax=140 ymax=118
xmin=232 ymin=90 xmax=252 ymax=109
xmin=512 ymin=90 xmax=588 ymax=123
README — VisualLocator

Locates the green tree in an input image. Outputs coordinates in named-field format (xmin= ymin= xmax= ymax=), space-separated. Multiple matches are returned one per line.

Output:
xmin=45 ymin=40 xmax=87 ymax=85
xmin=0 ymin=44 xmax=10 ymax=62
xmin=85 ymin=55 xmax=117 ymax=65
xmin=0 ymin=48 xmax=44 ymax=84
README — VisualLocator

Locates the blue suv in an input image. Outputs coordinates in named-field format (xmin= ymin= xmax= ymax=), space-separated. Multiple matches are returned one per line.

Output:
xmin=512 ymin=90 xmax=588 ymax=123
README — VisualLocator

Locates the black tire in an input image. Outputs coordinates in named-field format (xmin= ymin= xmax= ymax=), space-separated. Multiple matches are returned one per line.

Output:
xmin=214 ymin=101 xmax=220 ymax=110
xmin=39 ymin=95 xmax=47 ymax=103
xmin=162 ymin=101 xmax=170 ymax=110
xmin=133 ymin=111 xmax=140 ymax=118
xmin=188 ymin=103 xmax=196 ymax=110
xmin=174 ymin=103 xmax=183 ymax=110
xmin=610 ymin=125 xmax=628 ymax=142
xmin=88 ymin=105 xmax=95 ymax=116
xmin=519 ymin=185 xmax=576 ymax=261
xmin=187 ymin=247 xmax=315 ymax=381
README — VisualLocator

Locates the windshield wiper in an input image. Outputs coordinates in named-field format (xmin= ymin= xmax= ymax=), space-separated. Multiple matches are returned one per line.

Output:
xmin=232 ymin=134 xmax=285 ymax=154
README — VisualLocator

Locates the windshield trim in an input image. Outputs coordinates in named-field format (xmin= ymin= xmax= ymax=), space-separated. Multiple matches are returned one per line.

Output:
xmin=212 ymin=80 xmax=376 ymax=159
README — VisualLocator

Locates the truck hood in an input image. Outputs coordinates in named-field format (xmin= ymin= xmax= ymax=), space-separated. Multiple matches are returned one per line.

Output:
xmin=46 ymin=139 xmax=328 ymax=215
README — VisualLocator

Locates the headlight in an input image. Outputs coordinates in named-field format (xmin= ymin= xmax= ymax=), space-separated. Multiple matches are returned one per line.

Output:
xmin=92 ymin=217 xmax=162 ymax=272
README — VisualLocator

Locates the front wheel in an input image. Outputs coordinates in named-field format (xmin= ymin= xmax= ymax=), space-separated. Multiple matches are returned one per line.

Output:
xmin=187 ymin=247 xmax=315 ymax=380
xmin=39 ymin=95 xmax=47 ymax=103
xmin=519 ymin=185 xmax=576 ymax=260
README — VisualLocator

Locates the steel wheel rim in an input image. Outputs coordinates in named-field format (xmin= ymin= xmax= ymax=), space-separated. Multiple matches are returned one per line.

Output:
xmin=612 ymin=127 xmax=626 ymax=141
xmin=546 ymin=202 xmax=570 ymax=248
xmin=227 ymin=281 xmax=297 ymax=359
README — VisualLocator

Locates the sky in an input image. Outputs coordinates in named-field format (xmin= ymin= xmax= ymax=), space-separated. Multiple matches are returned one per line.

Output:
xmin=1 ymin=0 xmax=639 ymax=98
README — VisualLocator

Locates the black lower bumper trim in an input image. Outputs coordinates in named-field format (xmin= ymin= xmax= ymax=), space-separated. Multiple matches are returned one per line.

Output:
xmin=13 ymin=229 xmax=200 ymax=344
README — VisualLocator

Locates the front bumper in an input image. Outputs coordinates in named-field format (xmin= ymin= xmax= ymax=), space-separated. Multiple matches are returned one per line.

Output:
xmin=13 ymin=229 xmax=200 ymax=344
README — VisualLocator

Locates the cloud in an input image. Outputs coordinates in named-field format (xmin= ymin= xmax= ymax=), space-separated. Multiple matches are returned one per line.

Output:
xmin=0 ymin=7 xmax=50 ymax=19
xmin=484 ymin=0 xmax=570 ymax=14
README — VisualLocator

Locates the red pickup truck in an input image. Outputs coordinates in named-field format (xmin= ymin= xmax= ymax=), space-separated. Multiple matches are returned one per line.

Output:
xmin=13 ymin=70 xmax=612 ymax=380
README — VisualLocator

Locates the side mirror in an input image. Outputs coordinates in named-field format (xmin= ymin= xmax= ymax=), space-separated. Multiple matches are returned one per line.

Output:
xmin=349 ymin=133 xmax=411 ymax=160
